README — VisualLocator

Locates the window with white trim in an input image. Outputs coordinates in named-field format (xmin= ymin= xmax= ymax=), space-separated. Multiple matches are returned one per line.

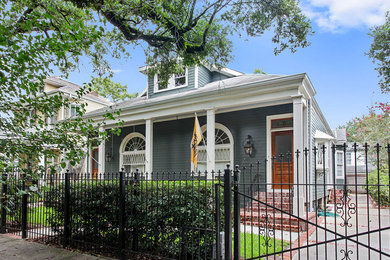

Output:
xmin=154 ymin=69 xmax=188 ymax=92
xmin=196 ymin=123 xmax=233 ymax=172
xmin=120 ymin=133 xmax=146 ymax=173
xmin=336 ymin=151 xmax=344 ymax=179
xmin=346 ymin=152 xmax=352 ymax=166
xmin=70 ymin=103 xmax=81 ymax=117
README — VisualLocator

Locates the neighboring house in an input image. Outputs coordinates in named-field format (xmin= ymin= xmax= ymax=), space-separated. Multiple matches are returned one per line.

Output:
xmin=84 ymin=64 xmax=335 ymax=214
xmin=36 ymin=77 xmax=113 ymax=176
xmin=333 ymin=129 xmax=375 ymax=193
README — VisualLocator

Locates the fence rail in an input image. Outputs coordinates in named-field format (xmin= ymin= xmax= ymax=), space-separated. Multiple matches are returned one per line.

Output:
xmin=0 ymin=143 xmax=390 ymax=260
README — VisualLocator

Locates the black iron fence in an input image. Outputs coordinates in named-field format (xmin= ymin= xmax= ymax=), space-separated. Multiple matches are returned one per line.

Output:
xmin=0 ymin=143 xmax=390 ymax=260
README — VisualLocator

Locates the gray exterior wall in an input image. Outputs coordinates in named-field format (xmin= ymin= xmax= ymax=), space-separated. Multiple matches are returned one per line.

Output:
xmin=198 ymin=66 xmax=212 ymax=88
xmin=104 ymin=124 xmax=145 ymax=173
xmin=147 ymin=66 xmax=232 ymax=98
xmin=310 ymin=101 xmax=331 ymax=207
xmin=104 ymin=103 xmax=293 ymax=185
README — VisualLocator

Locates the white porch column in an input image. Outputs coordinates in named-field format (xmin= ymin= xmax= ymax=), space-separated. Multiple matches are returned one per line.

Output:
xmin=292 ymin=95 xmax=305 ymax=216
xmin=98 ymin=126 xmax=105 ymax=176
xmin=206 ymin=109 xmax=215 ymax=176
xmin=145 ymin=119 xmax=153 ymax=176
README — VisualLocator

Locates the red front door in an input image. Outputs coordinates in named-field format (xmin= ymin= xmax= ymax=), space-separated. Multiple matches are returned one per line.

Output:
xmin=271 ymin=130 xmax=293 ymax=189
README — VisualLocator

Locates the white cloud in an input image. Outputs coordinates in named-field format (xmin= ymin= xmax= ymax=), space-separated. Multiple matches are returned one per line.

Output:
xmin=112 ymin=69 xmax=122 ymax=74
xmin=302 ymin=0 xmax=390 ymax=32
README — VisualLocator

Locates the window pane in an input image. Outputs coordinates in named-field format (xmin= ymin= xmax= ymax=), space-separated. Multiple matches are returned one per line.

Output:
xmin=337 ymin=165 xmax=343 ymax=177
xmin=346 ymin=152 xmax=352 ymax=165
xmin=175 ymin=76 xmax=186 ymax=87
xmin=271 ymin=118 xmax=293 ymax=129
xmin=275 ymin=134 xmax=292 ymax=161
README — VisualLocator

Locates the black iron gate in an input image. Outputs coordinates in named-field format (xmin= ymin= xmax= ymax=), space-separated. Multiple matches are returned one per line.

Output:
xmin=219 ymin=143 xmax=390 ymax=260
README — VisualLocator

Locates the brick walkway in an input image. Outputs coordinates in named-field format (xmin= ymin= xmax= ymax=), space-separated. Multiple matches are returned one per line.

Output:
xmin=0 ymin=234 xmax=112 ymax=260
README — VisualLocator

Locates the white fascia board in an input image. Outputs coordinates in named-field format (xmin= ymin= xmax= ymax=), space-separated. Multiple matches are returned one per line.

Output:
xmin=92 ymin=87 xmax=299 ymax=127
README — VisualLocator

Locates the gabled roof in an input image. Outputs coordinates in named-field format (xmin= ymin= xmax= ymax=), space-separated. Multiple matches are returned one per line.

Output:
xmin=44 ymin=77 xmax=113 ymax=106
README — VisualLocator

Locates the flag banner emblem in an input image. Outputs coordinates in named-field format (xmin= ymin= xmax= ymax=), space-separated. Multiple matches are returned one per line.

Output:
xmin=191 ymin=115 xmax=202 ymax=168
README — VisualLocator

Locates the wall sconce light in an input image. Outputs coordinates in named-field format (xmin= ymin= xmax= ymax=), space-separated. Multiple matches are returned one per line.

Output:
xmin=244 ymin=135 xmax=254 ymax=156
xmin=105 ymin=152 xmax=113 ymax=162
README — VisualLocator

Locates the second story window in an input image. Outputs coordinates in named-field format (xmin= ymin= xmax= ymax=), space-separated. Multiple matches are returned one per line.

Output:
xmin=154 ymin=69 xmax=188 ymax=92
xmin=70 ymin=104 xmax=81 ymax=117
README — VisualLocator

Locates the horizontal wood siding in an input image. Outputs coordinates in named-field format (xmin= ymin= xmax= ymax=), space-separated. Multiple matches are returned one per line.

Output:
xmin=198 ymin=66 xmax=212 ymax=88
xmin=310 ymin=103 xmax=329 ymax=203
xmin=104 ymin=124 xmax=146 ymax=173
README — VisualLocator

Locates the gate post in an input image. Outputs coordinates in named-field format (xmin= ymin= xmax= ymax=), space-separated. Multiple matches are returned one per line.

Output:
xmin=63 ymin=170 xmax=70 ymax=247
xmin=1 ymin=173 xmax=7 ymax=233
xmin=21 ymin=174 xmax=28 ymax=239
xmin=119 ymin=169 xmax=126 ymax=260
xmin=223 ymin=165 xmax=232 ymax=260
xmin=215 ymin=183 xmax=221 ymax=260
xmin=233 ymin=166 xmax=241 ymax=260
xmin=132 ymin=169 xmax=139 ymax=251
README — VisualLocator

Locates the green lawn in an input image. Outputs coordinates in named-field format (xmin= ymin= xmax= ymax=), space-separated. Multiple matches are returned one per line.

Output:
xmin=27 ymin=206 xmax=54 ymax=226
xmin=233 ymin=232 xmax=289 ymax=259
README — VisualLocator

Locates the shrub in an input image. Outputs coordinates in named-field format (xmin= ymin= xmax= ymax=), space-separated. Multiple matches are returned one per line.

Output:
xmin=366 ymin=165 xmax=390 ymax=206
xmin=45 ymin=179 xmax=224 ymax=258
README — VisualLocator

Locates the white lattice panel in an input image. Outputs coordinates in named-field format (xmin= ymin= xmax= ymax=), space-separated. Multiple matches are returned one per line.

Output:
xmin=122 ymin=151 xmax=145 ymax=165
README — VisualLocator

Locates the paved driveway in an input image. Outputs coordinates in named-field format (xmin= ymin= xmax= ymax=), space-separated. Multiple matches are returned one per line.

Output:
xmin=293 ymin=193 xmax=390 ymax=260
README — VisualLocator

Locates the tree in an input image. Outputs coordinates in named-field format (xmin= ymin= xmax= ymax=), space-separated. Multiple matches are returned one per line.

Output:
xmin=90 ymin=77 xmax=138 ymax=103
xmin=253 ymin=68 xmax=266 ymax=75
xmin=69 ymin=0 xmax=312 ymax=80
xmin=0 ymin=0 xmax=124 ymax=180
xmin=368 ymin=11 xmax=390 ymax=93
xmin=1 ymin=0 xmax=312 ymax=181
xmin=343 ymin=102 xmax=390 ymax=163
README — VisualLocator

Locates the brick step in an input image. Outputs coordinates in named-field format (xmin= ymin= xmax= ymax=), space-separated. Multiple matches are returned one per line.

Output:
xmin=240 ymin=212 xmax=316 ymax=232
xmin=241 ymin=221 xmax=302 ymax=232
xmin=253 ymin=191 xmax=292 ymax=198
xmin=248 ymin=205 xmax=293 ymax=213
xmin=247 ymin=197 xmax=293 ymax=204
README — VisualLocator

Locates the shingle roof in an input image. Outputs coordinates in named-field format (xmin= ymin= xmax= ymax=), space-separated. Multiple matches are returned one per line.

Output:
xmin=44 ymin=77 xmax=113 ymax=106
xmin=84 ymin=74 xmax=284 ymax=117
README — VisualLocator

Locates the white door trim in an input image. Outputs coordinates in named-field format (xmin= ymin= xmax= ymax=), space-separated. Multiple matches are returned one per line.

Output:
xmin=266 ymin=113 xmax=293 ymax=189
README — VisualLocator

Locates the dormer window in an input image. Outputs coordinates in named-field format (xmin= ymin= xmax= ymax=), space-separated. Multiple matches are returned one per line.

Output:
xmin=154 ymin=69 xmax=188 ymax=92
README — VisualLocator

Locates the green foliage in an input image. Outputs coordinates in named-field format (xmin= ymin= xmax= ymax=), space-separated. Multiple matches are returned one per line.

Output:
xmin=68 ymin=0 xmax=312 ymax=77
xmin=0 ymin=0 xmax=125 ymax=176
xmin=253 ymin=68 xmax=266 ymax=75
xmin=366 ymin=165 xmax=390 ymax=207
xmin=342 ymin=102 xmax=390 ymax=163
xmin=368 ymin=11 xmax=390 ymax=93
xmin=90 ymin=77 xmax=137 ymax=103
xmin=45 ymin=180 xmax=224 ymax=258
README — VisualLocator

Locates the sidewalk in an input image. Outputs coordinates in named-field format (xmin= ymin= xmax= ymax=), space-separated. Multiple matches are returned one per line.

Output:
xmin=0 ymin=234 xmax=112 ymax=260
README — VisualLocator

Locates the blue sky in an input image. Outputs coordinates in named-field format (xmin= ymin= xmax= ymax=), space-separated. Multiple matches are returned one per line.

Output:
xmin=63 ymin=0 xmax=390 ymax=129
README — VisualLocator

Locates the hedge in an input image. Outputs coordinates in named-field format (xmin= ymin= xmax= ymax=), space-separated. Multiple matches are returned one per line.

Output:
xmin=45 ymin=179 xmax=224 ymax=258
xmin=366 ymin=166 xmax=390 ymax=207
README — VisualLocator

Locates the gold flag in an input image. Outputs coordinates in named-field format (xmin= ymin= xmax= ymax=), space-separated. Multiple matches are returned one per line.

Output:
xmin=191 ymin=115 xmax=202 ymax=167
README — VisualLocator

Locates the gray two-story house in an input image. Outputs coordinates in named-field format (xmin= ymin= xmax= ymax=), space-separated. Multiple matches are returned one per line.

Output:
xmin=84 ymin=64 xmax=334 ymax=213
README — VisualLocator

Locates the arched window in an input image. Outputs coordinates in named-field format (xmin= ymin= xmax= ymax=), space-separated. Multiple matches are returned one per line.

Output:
xmin=196 ymin=123 xmax=234 ymax=172
xmin=119 ymin=133 xmax=146 ymax=173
